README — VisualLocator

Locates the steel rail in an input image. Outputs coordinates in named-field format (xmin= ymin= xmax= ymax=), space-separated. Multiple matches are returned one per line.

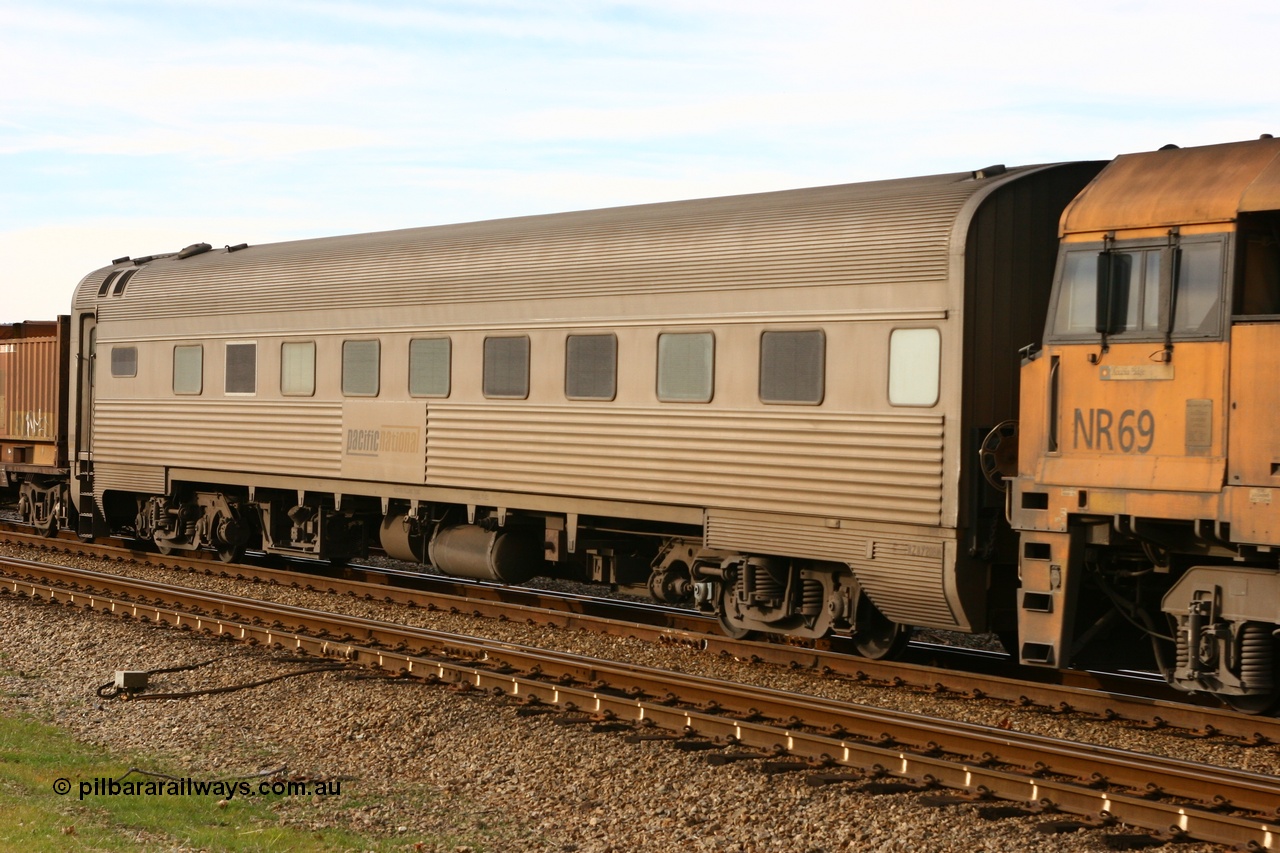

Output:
xmin=3 ymin=527 xmax=1278 ymax=744
xmin=3 ymin=556 xmax=1278 ymax=849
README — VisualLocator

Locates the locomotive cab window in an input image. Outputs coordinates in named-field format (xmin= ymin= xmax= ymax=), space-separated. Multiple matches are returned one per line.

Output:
xmin=281 ymin=341 xmax=316 ymax=397
xmin=1236 ymin=213 xmax=1280 ymax=315
xmin=110 ymin=346 xmax=137 ymax=378
xmin=566 ymin=334 xmax=617 ymax=401
xmin=657 ymin=332 xmax=714 ymax=403
xmin=409 ymin=337 xmax=451 ymax=397
xmin=225 ymin=342 xmax=256 ymax=394
xmin=172 ymin=345 xmax=202 ymax=394
xmin=888 ymin=328 xmax=940 ymax=407
xmin=759 ymin=330 xmax=824 ymax=404
xmin=1050 ymin=237 xmax=1225 ymax=340
xmin=483 ymin=336 xmax=530 ymax=399
xmin=342 ymin=340 xmax=380 ymax=397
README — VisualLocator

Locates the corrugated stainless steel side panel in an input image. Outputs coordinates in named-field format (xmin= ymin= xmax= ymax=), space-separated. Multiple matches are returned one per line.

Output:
xmin=84 ymin=170 xmax=1003 ymax=322
xmin=426 ymin=404 xmax=945 ymax=526
xmin=0 ymin=336 xmax=59 ymax=443
xmin=857 ymin=538 xmax=958 ymax=627
xmin=92 ymin=400 xmax=343 ymax=477
xmin=704 ymin=510 xmax=959 ymax=628
xmin=93 ymin=463 xmax=167 ymax=502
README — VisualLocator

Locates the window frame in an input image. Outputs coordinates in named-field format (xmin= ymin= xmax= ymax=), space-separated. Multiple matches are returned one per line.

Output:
xmin=758 ymin=329 xmax=826 ymax=405
xmin=172 ymin=344 xmax=203 ymax=395
xmin=1046 ymin=234 xmax=1229 ymax=343
xmin=110 ymin=345 xmax=138 ymax=379
xmin=656 ymin=331 xmax=715 ymax=403
xmin=224 ymin=341 xmax=257 ymax=395
xmin=887 ymin=327 xmax=941 ymax=408
xmin=280 ymin=340 xmax=316 ymax=397
xmin=564 ymin=333 xmax=618 ymax=402
xmin=483 ymin=335 xmax=531 ymax=400
xmin=409 ymin=337 xmax=452 ymax=398
xmin=342 ymin=339 xmax=381 ymax=398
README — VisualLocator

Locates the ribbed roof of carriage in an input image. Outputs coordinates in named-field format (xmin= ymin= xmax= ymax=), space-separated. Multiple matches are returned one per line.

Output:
xmin=75 ymin=166 xmax=1042 ymax=320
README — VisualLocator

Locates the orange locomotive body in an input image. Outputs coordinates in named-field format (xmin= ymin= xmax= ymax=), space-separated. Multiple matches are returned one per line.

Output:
xmin=1011 ymin=139 xmax=1280 ymax=711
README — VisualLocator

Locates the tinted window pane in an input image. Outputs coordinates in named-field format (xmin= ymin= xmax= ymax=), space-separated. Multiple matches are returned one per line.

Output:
xmin=759 ymin=330 xmax=824 ymax=404
xmin=565 ymin=334 xmax=616 ymax=400
xmin=1053 ymin=251 xmax=1099 ymax=335
xmin=342 ymin=340 xmax=380 ymax=396
xmin=484 ymin=336 xmax=529 ymax=399
xmin=173 ymin=345 xmax=202 ymax=394
xmin=1174 ymin=242 xmax=1223 ymax=334
xmin=281 ymin=341 xmax=316 ymax=396
xmin=225 ymin=343 xmax=256 ymax=394
xmin=657 ymin=333 xmax=713 ymax=402
xmin=111 ymin=346 xmax=137 ymax=378
xmin=409 ymin=338 xmax=451 ymax=397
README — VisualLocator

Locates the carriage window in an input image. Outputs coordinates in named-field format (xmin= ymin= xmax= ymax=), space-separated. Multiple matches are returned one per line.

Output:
xmin=760 ymin=330 xmax=824 ymax=404
xmin=281 ymin=341 xmax=316 ymax=396
xmin=225 ymin=343 xmax=256 ymax=394
xmin=110 ymin=346 xmax=137 ymax=378
xmin=657 ymin=332 xmax=714 ymax=402
xmin=565 ymin=334 xmax=617 ymax=401
xmin=888 ymin=328 xmax=940 ymax=406
xmin=172 ymin=345 xmax=202 ymax=394
xmin=484 ymin=336 xmax=529 ymax=399
xmin=409 ymin=337 xmax=451 ymax=397
xmin=342 ymin=340 xmax=380 ymax=397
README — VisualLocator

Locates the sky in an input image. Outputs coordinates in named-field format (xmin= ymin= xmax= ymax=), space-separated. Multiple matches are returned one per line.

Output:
xmin=2 ymin=0 xmax=1278 ymax=323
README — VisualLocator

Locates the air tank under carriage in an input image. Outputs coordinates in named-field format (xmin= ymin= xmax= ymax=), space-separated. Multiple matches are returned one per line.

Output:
xmin=66 ymin=159 xmax=1103 ymax=656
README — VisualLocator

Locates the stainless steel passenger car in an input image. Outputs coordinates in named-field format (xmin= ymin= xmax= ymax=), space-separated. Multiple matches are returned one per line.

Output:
xmin=68 ymin=161 xmax=1103 ymax=652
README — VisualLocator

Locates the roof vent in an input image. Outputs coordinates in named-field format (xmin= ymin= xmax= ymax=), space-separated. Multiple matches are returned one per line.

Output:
xmin=226 ymin=243 xmax=249 ymax=252
xmin=1262 ymin=133 xmax=1275 ymax=140
xmin=1159 ymin=143 xmax=1179 ymax=150
xmin=111 ymin=255 xmax=131 ymax=265
xmin=973 ymin=164 xmax=1006 ymax=179
xmin=176 ymin=242 xmax=212 ymax=260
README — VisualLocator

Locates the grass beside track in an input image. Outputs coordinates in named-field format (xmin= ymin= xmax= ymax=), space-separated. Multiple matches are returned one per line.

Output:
xmin=0 ymin=707 xmax=478 ymax=851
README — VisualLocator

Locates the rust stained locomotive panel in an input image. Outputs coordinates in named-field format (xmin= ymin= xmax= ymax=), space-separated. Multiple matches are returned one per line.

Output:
xmin=1060 ymin=137 xmax=1280 ymax=235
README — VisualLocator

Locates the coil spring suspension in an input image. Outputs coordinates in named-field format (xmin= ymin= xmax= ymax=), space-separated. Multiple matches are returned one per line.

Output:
xmin=1239 ymin=623 xmax=1275 ymax=690
xmin=752 ymin=562 xmax=785 ymax=602
xmin=1175 ymin=627 xmax=1190 ymax=673
xmin=799 ymin=578 xmax=824 ymax=616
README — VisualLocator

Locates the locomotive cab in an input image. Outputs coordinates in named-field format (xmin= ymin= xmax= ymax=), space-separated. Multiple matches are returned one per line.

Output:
xmin=1012 ymin=138 xmax=1280 ymax=711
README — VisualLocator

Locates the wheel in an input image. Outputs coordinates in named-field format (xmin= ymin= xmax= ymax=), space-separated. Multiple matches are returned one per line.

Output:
xmin=215 ymin=545 xmax=244 ymax=564
xmin=153 ymin=538 xmax=174 ymax=556
xmin=41 ymin=506 xmax=60 ymax=538
xmin=1221 ymin=690 xmax=1279 ymax=716
xmin=852 ymin=599 xmax=912 ymax=660
xmin=715 ymin=582 xmax=758 ymax=641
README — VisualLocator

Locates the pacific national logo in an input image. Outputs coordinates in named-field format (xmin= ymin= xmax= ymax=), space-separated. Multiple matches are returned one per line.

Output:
xmin=345 ymin=425 xmax=421 ymax=457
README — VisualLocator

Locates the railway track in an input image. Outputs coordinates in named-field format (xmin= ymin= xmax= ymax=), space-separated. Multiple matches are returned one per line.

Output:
xmin=3 ymin=526 xmax=1277 ymax=744
xmin=2 ymin=552 xmax=1278 ymax=849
